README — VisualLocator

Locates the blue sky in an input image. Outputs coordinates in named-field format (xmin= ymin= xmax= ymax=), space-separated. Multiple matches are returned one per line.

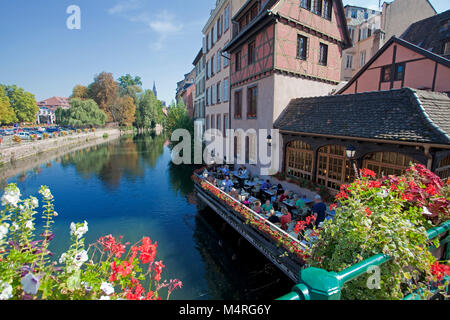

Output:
xmin=0 ymin=0 xmax=448 ymax=104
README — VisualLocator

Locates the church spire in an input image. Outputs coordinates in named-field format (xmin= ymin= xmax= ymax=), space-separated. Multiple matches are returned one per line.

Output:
xmin=153 ymin=81 xmax=158 ymax=98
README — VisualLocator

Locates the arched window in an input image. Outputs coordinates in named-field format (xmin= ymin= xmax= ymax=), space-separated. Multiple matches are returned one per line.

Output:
xmin=436 ymin=155 xmax=450 ymax=180
xmin=317 ymin=145 xmax=354 ymax=190
xmin=286 ymin=140 xmax=313 ymax=180
xmin=362 ymin=152 xmax=415 ymax=177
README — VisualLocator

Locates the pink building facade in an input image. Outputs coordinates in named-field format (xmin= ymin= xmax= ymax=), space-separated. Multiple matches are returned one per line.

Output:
xmin=223 ymin=0 xmax=351 ymax=174
xmin=338 ymin=37 xmax=450 ymax=95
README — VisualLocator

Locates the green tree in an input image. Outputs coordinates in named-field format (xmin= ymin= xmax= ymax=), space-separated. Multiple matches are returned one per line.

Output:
xmin=136 ymin=90 xmax=160 ymax=129
xmin=1 ymin=84 xmax=38 ymax=123
xmin=0 ymin=86 xmax=17 ymax=125
xmin=87 ymin=72 xmax=119 ymax=122
xmin=58 ymin=98 xmax=107 ymax=127
xmin=117 ymin=74 xmax=142 ymax=101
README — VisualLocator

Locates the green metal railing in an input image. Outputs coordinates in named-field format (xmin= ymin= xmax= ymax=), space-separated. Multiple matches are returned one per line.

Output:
xmin=277 ymin=220 xmax=450 ymax=300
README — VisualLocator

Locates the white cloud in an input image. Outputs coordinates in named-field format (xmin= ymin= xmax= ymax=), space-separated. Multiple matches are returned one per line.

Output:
xmin=108 ymin=0 xmax=142 ymax=15
xmin=108 ymin=3 xmax=183 ymax=51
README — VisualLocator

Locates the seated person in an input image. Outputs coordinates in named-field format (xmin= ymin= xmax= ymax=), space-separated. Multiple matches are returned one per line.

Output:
xmin=267 ymin=209 xmax=280 ymax=224
xmin=312 ymin=195 xmax=327 ymax=228
xmin=295 ymin=195 xmax=306 ymax=210
xmin=262 ymin=200 xmax=273 ymax=214
xmin=221 ymin=175 xmax=234 ymax=192
xmin=260 ymin=180 xmax=272 ymax=191
xmin=280 ymin=207 xmax=292 ymax=231
xmin=242 ymin=196 xmax=250 ymax=206
xmin=276 ymin=184 xmax=285 ymax=196
xmin=253 ymin=201 xmax=262 ymax=214
xmin=222 ymin=165 xmax=230 ymax=176
xmin=240 ymin=166 xmax=248 ymax=177
xmin=230 ymin=188 xmax=239 ymax=200
xmin=279 ymin=190 xmax=290 ymax=203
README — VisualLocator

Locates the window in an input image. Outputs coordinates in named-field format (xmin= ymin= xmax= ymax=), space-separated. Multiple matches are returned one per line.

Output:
xmin=212 ymin=25 xmax=215 ymax=46
xmin=211 ymin=115 xmax=215 ymax=129
xmin=394 ymin=63 xmax=405 ymax=81
xmin=206 ymin=87 xmax=209 ymax=106
xmin=248 ymin=41 xmax=256 ymax=64
xmin=312 ymin=0 xmax=322 ymax=15
xmin=381 ymin=65 xmax=392 ymax=82
xmin=217 ymin=114 xmax=222 ymax=133
xmin=296 ymin=35 xmax=308 ymax=60
xmin=206 ymin=115 xmax=210 ymax=129
xmin=300 ymin=0 xmax=311 ymax=10
xmin=360 ymin=50 xmax=366 ymax=67
xmin=224 ymin=44 xmax=230 ymax=67
xmin=206 ymin=33 xmax=210 ymax=52
xmin=443 ymin=40 xmax=450 ymax=55
xmin=223 ymin=78 xmax=229 ymax=102
xmin=234 ymin=90 xmax=242 ymax=119
xmin=211 ymin=56 xmax=215 ymax=76
xmin=247 ymin=86 xmax=257 ymax=119
xmin=236 ymin=51 xmax=242 ymax=71
xmin=224 ymin=5 xmax=230 ymax=31
xmin=345 ymin=55 xmax=353 ymax=69
xmin=348 ymin=27 xmax=355 ymax=42
xmin=217 ymin=81 xmax=221 ymax=103
xmin=286 ymin=140 xmax=313 ymax=180
xmin=224 ymin=114 xmax=229 ymax=137
xmin=351 ymin=9 xmax=357 ymax=18
xmin=217 ymin=51 xmax=221 ymax=72
xmin=323 ymin=0 xmax=332 ymax=20
xmin=319 ymin=43 xmax=328 ymax=66
xmin=212 ymin=85 xmax=216 ymax=104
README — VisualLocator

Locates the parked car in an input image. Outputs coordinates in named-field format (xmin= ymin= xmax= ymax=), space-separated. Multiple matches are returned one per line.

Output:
xmin=14 ymin=132 xmax=31 ymax=140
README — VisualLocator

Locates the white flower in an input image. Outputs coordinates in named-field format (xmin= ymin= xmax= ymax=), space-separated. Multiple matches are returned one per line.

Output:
xmin=73 ymin=250 xmax=88 ymax=267
xmin=70 ymin=221 xmax=88 ymax=239
xmin=12 ymin=223 xmax=19 ymax=231
xmin=25 ymin=221 xmax=33 ymax=230
xmin=377 ymin=189 xmax=389 ymax=199
xmin=100 ymin=282 xmax=115 ymax=296
xmin=53 ymin=211 xmax=58 ymax=217
xmin=0 ymin=282 xmax=13 ymax=300
xmin=99 ymin=295 xmax=111 ymax=300
xmin=30 ymin=197 xmax=39 ymax=209
xmin=59 ymin=252 xmax=68 ymax=264
xmin=38 ymin=186 xmax=53 ymax=200
xmin=1 ymin=185 xmax=21 ymax=208
xmin=0 ymin=224 xmax=10 ymax=240
xmin=422 ymin=206 xmax=432 ymax=216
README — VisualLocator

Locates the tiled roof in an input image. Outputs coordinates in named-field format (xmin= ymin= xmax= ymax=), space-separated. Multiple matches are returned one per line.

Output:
xmin=37 ymin=96 xmax=70 ymax=111
xmin=401 ymin=10 xmax=450 ymax=59
xmin=274 ymin=88 xmax=450 ymax=145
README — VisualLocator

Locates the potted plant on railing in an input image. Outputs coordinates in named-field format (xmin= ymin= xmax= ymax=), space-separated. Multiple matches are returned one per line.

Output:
xmin=307 ymin=164 xmax=449 ymax=300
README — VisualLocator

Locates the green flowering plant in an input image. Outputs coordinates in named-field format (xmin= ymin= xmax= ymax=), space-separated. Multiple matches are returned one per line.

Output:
xmin=309 ymin=164 xmax=449 ymax=300
xmin=0 ymin=184 xmax=182 ymax=300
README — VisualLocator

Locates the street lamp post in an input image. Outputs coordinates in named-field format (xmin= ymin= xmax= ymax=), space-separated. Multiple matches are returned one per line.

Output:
xmin=346 ymin=144 xmax=360 ymax=180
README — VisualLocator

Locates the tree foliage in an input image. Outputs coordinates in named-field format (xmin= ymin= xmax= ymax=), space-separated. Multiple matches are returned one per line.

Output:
xmin=71 ymin=85 xmax=89 ymax=100
xmin=112 ymin=95 xmax=136 ymax=127
xmin=0 ymin=86 xmax=17 ymax=125
xmin=1 ymin=84 xmax=38 ymax=123
xmin=135 ymin=90 xmax=161 ymax=129
xmin=87 ymin=72 xmax=118 ymax=122
xmin=117 ymin=74 xmax=142 ymax=101
xmin=56 ymin=98 xmax=107 ymax=127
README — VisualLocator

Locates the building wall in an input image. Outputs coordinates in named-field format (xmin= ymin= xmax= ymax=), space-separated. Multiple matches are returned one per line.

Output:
xmin=341 ymin=43 xmax=450 ymax=94
xmin=230 ymin=23 xmax=275 ymax=85
xmin=381 ymin=0 xmax=436 ymax=41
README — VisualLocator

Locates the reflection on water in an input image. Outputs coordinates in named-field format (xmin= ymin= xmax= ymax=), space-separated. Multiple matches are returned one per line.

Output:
xmin=2 ymin=133 xmax=293 ymax=300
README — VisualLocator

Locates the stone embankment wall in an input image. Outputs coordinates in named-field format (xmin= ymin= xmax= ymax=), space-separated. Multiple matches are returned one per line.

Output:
xmin=0 ymin=129 xmax=121 ymax=165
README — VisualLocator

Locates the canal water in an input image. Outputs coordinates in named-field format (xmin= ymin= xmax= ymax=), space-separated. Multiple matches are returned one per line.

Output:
xmin=1 ymin=134 xmax=294 ymax=300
